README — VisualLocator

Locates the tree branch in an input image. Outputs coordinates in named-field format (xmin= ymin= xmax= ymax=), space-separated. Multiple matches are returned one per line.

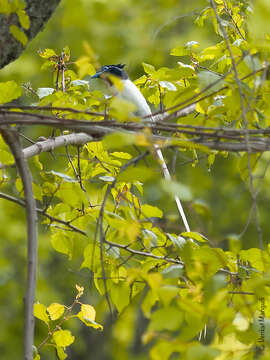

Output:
xmin=0 ymin=126 xmax=38 ymax=360
xmin=0 ymin=191 xmax=87 ymax=236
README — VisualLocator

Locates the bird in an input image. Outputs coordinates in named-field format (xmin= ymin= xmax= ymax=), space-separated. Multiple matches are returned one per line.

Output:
xmin=91 ymin=64 xmax=190 ymax=232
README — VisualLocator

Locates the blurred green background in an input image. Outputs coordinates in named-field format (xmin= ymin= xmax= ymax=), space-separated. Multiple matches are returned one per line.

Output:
xmin=0 ymin=0 xmax=269 ymax=359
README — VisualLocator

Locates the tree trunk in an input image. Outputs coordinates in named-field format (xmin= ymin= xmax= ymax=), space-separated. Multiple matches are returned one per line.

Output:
xmin=0 ymin=0 xmax=62 ymax=70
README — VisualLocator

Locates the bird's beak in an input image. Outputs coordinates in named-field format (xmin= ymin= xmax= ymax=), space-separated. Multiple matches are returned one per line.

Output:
xmin=91 ymin=71 xmax=103 ymax=79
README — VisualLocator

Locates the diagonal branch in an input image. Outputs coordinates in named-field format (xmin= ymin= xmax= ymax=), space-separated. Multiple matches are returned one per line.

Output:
xmin=0 ymin=191 xmax=87 ymax=236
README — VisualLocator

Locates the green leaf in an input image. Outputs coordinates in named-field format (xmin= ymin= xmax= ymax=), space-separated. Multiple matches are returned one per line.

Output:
xmin=32 ymin=183 xmax=43 ymax=201
xmin=181 ymin=231 xmax=208 ymax=243
xmin=142 ymin=62 xmax=156 ymax=74
xmin=77 ymin=304 xmax=103 ymax=330
xmin=149 ymin=306 xmax=183 ymax=331
xmin=34 ymin=303 xmax=49 ymax=324
xmin=110 ymin=151 xmax=132 ymax=160
xmin=204 ymin=274 xmax=227 ymax=302
xmin=141 ymin=204 xmax=163 ymax=218
xmin=0 ymin=149 xmax=14 ymax=165
xmin=0 ymin=0 xmax=12 ymax=14
xmin=158 ymin=286 xmax=179 ymax=307
xmin=0 ymin=81 xmax=23 ymax=104
xmin=197 ymin=71 xmax=223 ymax=92
xmin=38 ymin=48 xmax=57 ymax=59
xmin=171 ymin=46 xmax=189 ymax=56
xmin=177 ymin=61 xmax=195 ymax=76
xmin=81 ymin=303 xmax=96 ymax=321
xmin=238 ymin=153 xmax=260 ymax=182
xmin=186 ymin=344 xmax=220 ymax=360
xmin=161 ymin=264 xmax=184 ymax=279
xmin=53 ymin=330 xmax=75 ymax=347
xmin=17 ymin=9 xmax=30 ymax=29
xmin=240 ymin=248 xmax=270 ymax=272
xmin=9 ymin=25 xmax=28 ymax=46
xmin=56 ymin=347 xmax=67 ymax=360
xmin=171 ymin=41 xmax=198 ymax=56
xmin=166 ymin=233 xmax=187 ymax=249
xmin=51 ymin=232 xmax=73 ymax=259
xmin=142 ymin=290 xmax=159 ymax=318
xmin=110 ymin=281 xmax=131 ymax=313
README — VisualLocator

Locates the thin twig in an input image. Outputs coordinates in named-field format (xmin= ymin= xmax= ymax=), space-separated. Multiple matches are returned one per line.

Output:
xmin=210 ymin=0 xmax=263 ymax=249
xmin=0 ymin=191 xmax=86 ymax=236
xmin=99 ymin=184 xmax=114 ymax=316
xmin=104 ymin=238 xmax=185 ymax=265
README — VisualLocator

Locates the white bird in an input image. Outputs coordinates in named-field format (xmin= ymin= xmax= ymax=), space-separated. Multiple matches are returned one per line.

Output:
xmin=91 ymin=64 xmax=190 ymax=232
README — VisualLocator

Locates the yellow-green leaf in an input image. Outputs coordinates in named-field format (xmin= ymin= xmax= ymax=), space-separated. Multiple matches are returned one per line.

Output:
xmin=38 ymin=48 xmax=57 ymax=59
xmin=111 ymin=152 xmax=132 ymax=160
xmin=9 ymin=25 xmax=28 ymax=46
xmin=142 ymin=62 xmax=156 ymax=74
xmin=0 ymin=81 xmax=23 ymax=104
xmin=56 ymin=347 xmax=67 ymax=360
xmin=81 ymin=304 xmax=96 ymax=321
xmin=77 ymin=311 xmax=103 ymax=330
xmin=17 ymin=9 xmax=30 ymax=29
xmin=53 ymin=330 xmax=75 ymax=347
xmin=34 ymin=303 xmax=49 ymax=324
xmin=47 ymin=303 xmax=65 ymax=321
xmin=0 ymin=0 xmax=12 ymax=14
xmin=51 ymin=232 xmax=73 ymax=259
xmin=181 ymin=231 xmax=208 ymax=242
xmin=141 ymin=204 xmax=163 ymax=218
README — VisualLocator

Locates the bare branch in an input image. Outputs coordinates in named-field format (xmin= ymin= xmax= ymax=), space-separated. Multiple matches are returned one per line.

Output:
xmin=23 ymin=132 xmax=93 ymax=158
xmin=104 ymin=238 xmax=185 ymax=265
xmin=0 ymin=126 xmax=38 ymax=360
xmin=0 ymin=191 xmax=87 ymax=236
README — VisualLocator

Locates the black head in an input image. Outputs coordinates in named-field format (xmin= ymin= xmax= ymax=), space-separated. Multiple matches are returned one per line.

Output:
xmin=91 ymin=64 xmax=128 ymax=80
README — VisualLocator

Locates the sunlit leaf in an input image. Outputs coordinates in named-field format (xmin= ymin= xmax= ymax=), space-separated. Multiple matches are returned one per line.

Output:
xmin=141 ymin=204 xmax=163 ymax=218
xmin=0 ymin=81 xmax=23 ymax=104
xmin=53 ymin=330 xmax=75 ymax=347
xmin=34 ymin=303 xmax=49 ymax=324
xmin=47 ymin=303 xmax=65 ymax=321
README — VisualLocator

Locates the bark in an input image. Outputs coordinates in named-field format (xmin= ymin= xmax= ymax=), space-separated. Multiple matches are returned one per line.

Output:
xmin=0 ymin=126 xmax=38 ymax=360
xmin=0 ymin=0 xmax=62 ymax=69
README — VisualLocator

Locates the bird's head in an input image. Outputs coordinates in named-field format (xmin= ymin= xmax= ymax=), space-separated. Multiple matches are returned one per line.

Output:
xmin=91 ymin=64 xmax=128 ymax=81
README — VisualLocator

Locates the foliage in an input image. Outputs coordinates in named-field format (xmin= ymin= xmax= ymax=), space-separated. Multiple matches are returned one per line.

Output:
xmin=0 ymin=0 xmax=270 ymax=359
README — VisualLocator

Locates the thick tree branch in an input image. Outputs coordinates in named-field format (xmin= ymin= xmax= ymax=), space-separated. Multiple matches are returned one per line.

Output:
xmin=23 ymin=132 xmax=93 ymax=158
xmin=0 ymin=126 xmax=38 ymax=360
xmin=0 ymin=0 xmax=62 ymax=69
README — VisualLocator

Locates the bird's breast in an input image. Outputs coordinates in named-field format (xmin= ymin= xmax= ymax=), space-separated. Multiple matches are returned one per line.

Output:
xmin=115 ymin=79 xmax=152 ymax=117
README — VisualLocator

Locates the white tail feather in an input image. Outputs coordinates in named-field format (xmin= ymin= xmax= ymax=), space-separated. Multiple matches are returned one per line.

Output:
xmin=119 ymin=80 xmax=191 ymax=232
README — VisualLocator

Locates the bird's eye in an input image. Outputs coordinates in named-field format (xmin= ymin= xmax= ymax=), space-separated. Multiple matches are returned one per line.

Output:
xmin=103 ymin=66 xmax=108 ymax=71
